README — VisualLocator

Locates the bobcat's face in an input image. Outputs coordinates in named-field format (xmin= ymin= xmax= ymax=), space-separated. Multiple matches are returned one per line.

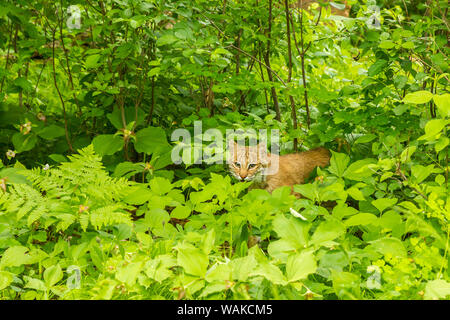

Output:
xmin=228 ymin=141 xmax=268 ymax=181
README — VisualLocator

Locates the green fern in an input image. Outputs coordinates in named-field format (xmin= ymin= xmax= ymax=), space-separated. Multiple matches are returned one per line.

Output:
xmin=0 ymin=145 xmax=133 ymax=232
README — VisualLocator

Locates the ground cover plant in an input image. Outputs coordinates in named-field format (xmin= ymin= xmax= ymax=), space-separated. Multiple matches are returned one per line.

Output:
xmin=0 ymin=0 xmax=449 ymax=300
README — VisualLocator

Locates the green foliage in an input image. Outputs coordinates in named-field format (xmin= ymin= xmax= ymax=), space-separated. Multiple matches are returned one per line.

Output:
xmin=0 ymin=0 xmax=449 ymax=300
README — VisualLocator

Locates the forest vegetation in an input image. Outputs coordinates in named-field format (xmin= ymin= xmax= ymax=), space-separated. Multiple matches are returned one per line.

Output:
xmin=0 ymin=0 xmax=449 ymax=300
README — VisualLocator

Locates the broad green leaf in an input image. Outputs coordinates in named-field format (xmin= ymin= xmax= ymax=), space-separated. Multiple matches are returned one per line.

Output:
xmin=354 ymin=134 xmax=377 ymax=144
xmin=273 ymin=214 xmax=309 ymax=248
xmin=177 ymin=247 xmax=209 ymax=277
xmin=0 ymin=271 xmax=13 ymax=290
xmin=43 ymin=264 xmax=63 ymax=287
xmin=205 ymin=263 xmax=232 ymax=282
xmin=12 ymin=132 xmax=37 ymax=152
xmin=403 ymin=91 xmax=433 ymax=104
xmin=435 ymin=136 xmax=449 ymax=153
xmin=343 ymin=159 xmax=376 ymax=181
xmin=116 ymin=262 xmax=143 ymax=286
xmin=310 ymin=219 xmax=346 ymax=247
xmin=92 ymin=134 xmax=124 ymax=156
xmin=123 ymin=186 xmax=153 ymax=205
xmin=371 ymin=198 xmax=397 ymax=213
xmin=400 ymin=146 xmax=416 ymax=163
xmin=268 ymin=239 xmax=298 ymax=262
xmin=37 ymin=125 xmax=65 ymax=140
xmin=230 ymin=255 xmax=257 ymax=282
xmin=286 ymin=250 xmax=317 ymax=282
xmin=144 ymin=255 xmax=176 ymax=283
xmin=145 ymin=208 xmax=170 ymax=230
xmin=24 ymin=277 xmax=46 ymax=291
xmin=379 ymin=40 xmax=395 ymax=49
xmin=424 ymin=280 xmax=450 ymax=300
xmin=366 ymin=237 xmax=406 ymax=258
xmin=419 ymin=119 xmax=447 ymax=141
xmin=171 ymin=205 xmax=191 ymax=219
xmin=107 ymin=107 xmax=146 ymax=130
xmin=411 ymin=164 xmax=434 ymax=183
xmin=134 ymin=127 xmax=169 ymax=154
xmin=250 ymin=262 xmax=287 ymax=285
xmin=345 ymin=213 xmax=378 ymax=226
xmin=331 ymin=270 xmax=360 ymax=299
xmin=329 ymin=151 xmax=350 ymax=177
xmin=347 ymin=187 xmax=365 ymax=201
xmin=0 ymin=246 xmax=30 ymax=268
xmin=433 ymin=94 xmax=450 ymax=118
xmin=368 ymin=59 xmax=388 ymax=77
xmin=149 ymin=177 xmax=173 ymax=195
xmin=85 ymin=54 xmax=101 ymax=68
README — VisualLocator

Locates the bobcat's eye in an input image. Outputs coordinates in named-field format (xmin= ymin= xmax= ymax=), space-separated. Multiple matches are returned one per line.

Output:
xmin=248 ymin=163 xmax=256 ymax=169
xmin=234 ymin=162 xmax=241 ymax=168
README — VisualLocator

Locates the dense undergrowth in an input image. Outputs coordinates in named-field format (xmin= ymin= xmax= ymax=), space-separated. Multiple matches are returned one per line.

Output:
xmin=0 ymin=0 xmax=449 ymax=299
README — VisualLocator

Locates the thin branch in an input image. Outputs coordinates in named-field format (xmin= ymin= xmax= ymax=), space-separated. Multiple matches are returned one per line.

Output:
xmin=51 ymin=29 xmax=74 ymax=153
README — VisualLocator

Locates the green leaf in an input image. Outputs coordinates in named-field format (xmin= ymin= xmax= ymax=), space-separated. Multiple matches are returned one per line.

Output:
xmin=368 ymin=59 xmax=388 ymax=77
xmin=92 ymin=134 xmax=124 ymax=156
xmin=401 ymin=41 xmax=414 ymax=49
xmin=400 ymin=146 xmax=416 ymax=163
xmin=0 ymin=271 xmax=13 ymax=290
xmin=366 ymin=237 xmax=406 ymax=258
xmin=171 ymin=205 xmax=191 ymax=219
xmin=156 ymin=34 xmax=178 ymax=46
xmin=24 ymin=277 xmax=46 ymax=291
xmin=37 ymin=125 xmax=65 ymax=140
xmin=205 ymin=263 xmax=231 ymax=282
xmin=149 ymin=177 xmax=173 ymax=195
xmin=371 ymin=198 xmax=397 ymax=213
xmin=331 ymin=270 xmax=360 ymax=299
xmin=433 ymin=94 xmax=450 ymax=118
xmin=419 ymin=119 xmax=447 ymax=141
xmin=250 ymin=262 xmax=287 ymax=285
xmin=107 ymin=107 xmax=146 ymax=130
xmin=310 ymin=219 xmax=346 ymax=247
xmin=85 ymin=54 xmax=101 ymax=68
xmin=43 ymin=264 xmax=63 ymax=287
xmin=123 ymin=186 xmax=153 ymax=205
xmin=329 ymin=151 xmax=350 ymax=177
xmin=345 ymin=213 xmax=378 ymax=226
xmin=230 ymin=255 xmax=257 ymax=282
xmin=116 ymin=262 xmax=143 ymax=286
xmin=379 ymin=40 xmax=395 ymax=49
xmin=435 ymin=136 xmax=449 ymax=153
xmin=0 ymin=246 xmax=30 ymax=268
xmin=411 ymin=164 xmax=434 ymax=183
xmin=424 ymin=280 xmax=450 ymax=300
xmin=286 ymin=250 xmax=317 ymax=282
xmin=177 ymin=246 xmax=209 ymax=277
xmin=354 ymin=134 xmax=377 ymax=144
xmin=403 ymin=91 xmax=433 ymax=104
xmin=343 ymin=159 xmax=376 ymax=181
xmin=273 ymin=214 xmax=309 ymax=249
xmin=347 ymin=187 xmax=365 ymax=201
xmin=12 ymin=132 xmax=37 ymax=152
xmin=134 ymin=127 xmax=169 ymax=155
xmin=144 ymin=254 xmax=176 ymax=283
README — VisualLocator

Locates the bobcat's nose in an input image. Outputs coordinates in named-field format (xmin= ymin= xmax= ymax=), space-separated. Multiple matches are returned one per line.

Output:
xmin=239 ymin=172 xmax=247 ymax=179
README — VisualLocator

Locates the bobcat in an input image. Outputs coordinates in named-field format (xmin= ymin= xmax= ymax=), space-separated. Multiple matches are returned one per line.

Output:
xmin=228 ymin=141 xmax=330 ymax=195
